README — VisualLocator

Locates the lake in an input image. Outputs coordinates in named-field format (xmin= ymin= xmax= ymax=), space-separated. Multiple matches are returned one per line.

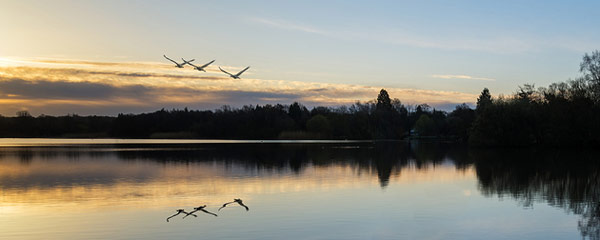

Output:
xmin=0 ymin=139 xmax=598 ymax=240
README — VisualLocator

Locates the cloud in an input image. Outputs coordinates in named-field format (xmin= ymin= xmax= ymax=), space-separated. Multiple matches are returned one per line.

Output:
xmin=0 ymin=58 xmax=477 ymax=115
xmin=251 ymin=17 xmax=332 ymax=36
xmin=251 ymin=17 xmax=596 ymax=54
xmin=2 ymin=66 xmax=228 ymax=82
xmin=250 ymin=17 xmax=534 ymax=53
xmin=432 ymin=74 xmax=496 ymax=81
xmin=0 ymin=79 xmax=147 ymax=100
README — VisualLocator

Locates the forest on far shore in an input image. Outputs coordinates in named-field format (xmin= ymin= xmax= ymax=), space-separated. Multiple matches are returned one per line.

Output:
xmin=1 ymin=51 xmax=599 ymax=147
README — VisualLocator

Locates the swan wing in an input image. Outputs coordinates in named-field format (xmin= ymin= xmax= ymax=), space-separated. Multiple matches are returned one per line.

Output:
xmin=235 ymin=66 xmax=250 ymax=77
xmin=237 ymin=202 xmax=250 ymax=211
xmin=183 ymin=59 xmax=198 ymax=68
xmin=199 ymin=60 xmax=215 ymax=69
xmin=201 ymin=209 xmax=218 ymax=217
xmin=182 ymin=58 xmax=195 ymax=65
xmin=219 ymin=67 xmax=233 ymax=76
xmin=163 ymin=55 xmax=179 ymax=65
xmin=182 ymin=209 xmax=199 ymax=218
xmin=218 ymin=201 xmax=235 ymax=211
xmin=166 ymin=212 xmax=180 ymax=222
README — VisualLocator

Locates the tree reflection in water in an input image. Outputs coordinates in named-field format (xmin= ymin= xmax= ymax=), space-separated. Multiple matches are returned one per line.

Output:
xmin=111 ymin=142 xmax=471 ymax=188
xmin=472 ymin=148 xmax=600 ymax=240
xmin=1 ymin=142 xmax=599 ymax=239
xmin=116 ymin=143 xmax=600 ymax=239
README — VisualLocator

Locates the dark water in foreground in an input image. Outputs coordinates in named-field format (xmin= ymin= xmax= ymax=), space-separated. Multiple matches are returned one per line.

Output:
xmin=0 ymin=140 xmax=598 ymax=239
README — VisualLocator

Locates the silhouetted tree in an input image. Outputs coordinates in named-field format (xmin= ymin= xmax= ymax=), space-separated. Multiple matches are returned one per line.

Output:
xmin=446 ymin=104 xmax=475 ymax=141
xmin=581 ymin=50 xmax=600 ymax=102
xmin=469 ymin=50 xmax=600 ymax=147
xmin=376 ymin=89 xmax=392 ymax=111
xmin=4 ymin=51 xmax=600 ymax=146
xmin=581 ymin=50 xmax=600 ymax=83
xmin=372 ymin=89 xmax=405 ymax=139
xmin=476 ymin=88 xmax=492 ymax=112
xmin=288 ymin=102 xmax=310 ymax=129
xmin=16 ymin=111 xmax=32 ymax=118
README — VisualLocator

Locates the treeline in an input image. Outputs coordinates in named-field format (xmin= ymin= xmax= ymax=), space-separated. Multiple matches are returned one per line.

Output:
xmin=469 ymin=50 xmax=600 ymax=147
xmin=1 ymin=50 xmax=598 ymax=146
xmin=0 ymin=89 xmax=474 ymax=140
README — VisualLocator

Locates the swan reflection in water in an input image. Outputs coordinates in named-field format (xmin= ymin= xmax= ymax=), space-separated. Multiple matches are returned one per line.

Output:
xmin=219 ymin=199 xmax=249 ymax=211
xmin=166 ymin=209 xmax=197 ymax=222
xmin=184 ymin=205 xmax=218 ymax=218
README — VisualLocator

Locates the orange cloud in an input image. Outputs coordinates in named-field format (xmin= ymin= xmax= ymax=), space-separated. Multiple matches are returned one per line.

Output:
xmin=0 ymin=58 xmax=477 ymax=116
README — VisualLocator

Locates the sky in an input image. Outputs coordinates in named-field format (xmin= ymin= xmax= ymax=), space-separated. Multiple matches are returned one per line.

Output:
xmin=1 ymin=0 xmax=599 ymax=116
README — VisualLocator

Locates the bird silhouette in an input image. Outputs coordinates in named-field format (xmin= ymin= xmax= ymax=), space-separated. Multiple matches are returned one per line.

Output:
xmin=219 ymin=66 xmax=250 ymax=79
xmin=184 ymin=205 xmax=218 ymax=218
xmin=183 ymin=58 xmax=215 ymax=72
xmin=218 ymin=198 xmax=249 ymax=211
xmin=166 ymin=209 xmax=197 ymax=222
xmin=164 ymin=55 xmax=194 ymax=68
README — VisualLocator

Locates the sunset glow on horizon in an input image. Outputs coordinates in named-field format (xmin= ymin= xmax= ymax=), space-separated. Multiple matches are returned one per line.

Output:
xmin=0 ymin=57 xmax=478 ymax=116
xmin=1 ymin=0 xmax=599 ymax=116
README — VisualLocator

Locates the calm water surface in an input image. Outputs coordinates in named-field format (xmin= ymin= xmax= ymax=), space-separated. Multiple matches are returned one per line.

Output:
xmin=0 ymin=139 xmax=598 ymax=239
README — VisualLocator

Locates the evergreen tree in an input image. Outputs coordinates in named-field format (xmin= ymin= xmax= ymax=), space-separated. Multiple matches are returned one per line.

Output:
xmin=376 ymin=89 xmax=392 ymax=111
xmin=476 ymin=88 xmax=492 ymax=112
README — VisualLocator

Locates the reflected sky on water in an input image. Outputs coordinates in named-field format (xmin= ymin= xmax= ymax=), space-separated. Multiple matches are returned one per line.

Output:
xmin=0 ymin=141 xmax=598 ymax=239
